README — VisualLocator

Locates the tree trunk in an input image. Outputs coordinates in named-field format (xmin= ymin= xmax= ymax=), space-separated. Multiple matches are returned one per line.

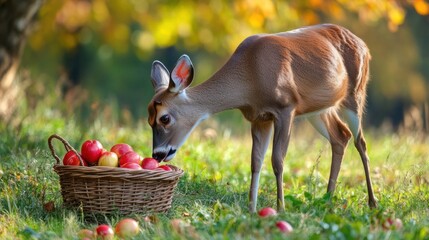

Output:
xmin=0 ymin=0 xmax=42 ymax=121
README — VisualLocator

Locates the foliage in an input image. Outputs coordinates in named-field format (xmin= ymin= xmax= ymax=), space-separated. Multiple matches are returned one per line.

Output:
xmin=0 ymin=102 xmax=428 ymax=239
xmin=12 ymin=0 xmax=426 ymax=128
xmin=30 ymin=0 xmax=424 ymax=55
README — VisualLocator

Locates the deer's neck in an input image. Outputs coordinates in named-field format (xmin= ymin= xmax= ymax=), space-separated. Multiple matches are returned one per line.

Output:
xmin=187 ymin=69 xmax=247 ymax=116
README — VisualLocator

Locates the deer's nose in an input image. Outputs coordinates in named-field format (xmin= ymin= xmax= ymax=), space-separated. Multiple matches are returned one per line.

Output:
xmin=152 ymin=152 xmax=167 ymax=162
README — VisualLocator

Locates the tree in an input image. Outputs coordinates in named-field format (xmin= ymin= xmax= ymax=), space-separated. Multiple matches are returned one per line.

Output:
xmin=0 ymin=0 xmax=42 ymax=121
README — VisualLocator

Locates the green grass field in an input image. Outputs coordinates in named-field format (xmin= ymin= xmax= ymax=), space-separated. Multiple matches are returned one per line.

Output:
xmin=1 ymin=108 xmax=428 ymax=239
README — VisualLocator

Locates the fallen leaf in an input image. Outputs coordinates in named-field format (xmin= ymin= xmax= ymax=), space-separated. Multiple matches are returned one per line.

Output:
xmin=144 ymin=215 xmax=159 ymax=224
xmin=183 ymin=212 xmax=190 ymax=217
xmin=43 ymin=201 xmax=55 ymax=212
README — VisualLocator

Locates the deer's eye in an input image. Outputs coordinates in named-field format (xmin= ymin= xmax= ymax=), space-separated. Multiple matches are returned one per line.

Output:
xmin=159 ymin=114 xmax=170 ymax=125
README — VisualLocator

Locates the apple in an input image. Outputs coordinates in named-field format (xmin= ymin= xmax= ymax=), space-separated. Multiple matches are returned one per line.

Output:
xmin=141 ymin=158 xmax=159 ymax=170
xmin=119 ymin=151 xmax=142 ymax=166
xmin=63 ymin=150 xmax=82 ymax=166
xmin=157 ymin=165 xmax=172 ymax=171
xmin=382 ymin=218 xmax=391 ymax=230
xmin=121 ymin=162 xmax=142 ymax=170
xmin=95 ymin=224 xmax=114 ymax=240
xmin=98 ymin=151 xmax=119 ymax=167
xmin=115 ymin=218 xmax=140 ymax=238
xmin=78 ymin=229 xmax=95 ymax=240
xmin=258 ymin=207 xmax=277 ymax=217
xmin=392 ymin=218 xmax=403 ymax=230
xmin=81 ymin=140 xmax=103 ymax=165
xmin=383 ymin=217 xmax=403 ymax=230
xmin=170 ymin=219 xmax=188 ymax=234
xmin=111 ymin=143 xmax=133 ymax=158
xmin=276 ymin=221 xmax=293 ymax=234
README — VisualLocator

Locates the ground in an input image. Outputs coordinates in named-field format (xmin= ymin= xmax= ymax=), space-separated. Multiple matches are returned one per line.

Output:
xmin=0 ymin=111 xmax=428 ymax=239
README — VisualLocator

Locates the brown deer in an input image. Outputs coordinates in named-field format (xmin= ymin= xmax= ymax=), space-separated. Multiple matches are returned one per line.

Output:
xmin=147 ymin=24 xmax=377 ymax=212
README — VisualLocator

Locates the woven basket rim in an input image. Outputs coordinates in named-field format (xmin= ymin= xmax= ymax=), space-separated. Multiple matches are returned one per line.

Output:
xmin=53 ymin=164 xmax=184 ymax=181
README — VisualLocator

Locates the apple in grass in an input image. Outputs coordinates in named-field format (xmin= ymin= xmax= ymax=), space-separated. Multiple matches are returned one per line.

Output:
xmin=98 ymin=151 xmax=119 ymax=167
xmin=63 ymin=150 xmax=83 ymax=166
xmin=81 ymin=140 xmax=103 ymax=165
xmin=258 ymin=207 xmax=277 ymax=217
xmin=78 ymin=229 xmax=95 ymax=239
xmin=95 ymin=224 xmax=114 ymax=240
xmin=119 ymin=151 xmax=142 ymax=166
xmin=115 ymin=218 xmax=140 ymax=238
xmin=111 ymin=143 xmax=133 ymax=158
xmin=392 ymin=218 xmax=403 ymax=230
xmin=276 ymin=221 xmax=293 ymax=234
xmin=141 ymin=158 xmax=159 ymax=170
xmin=382 ymin=217 xmax=403 ymax=230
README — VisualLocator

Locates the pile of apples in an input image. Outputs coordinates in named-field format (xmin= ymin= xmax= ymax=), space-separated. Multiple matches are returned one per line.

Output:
xmin=78 ymin=218 xmax=139 ymax=240
xmin=63 ymin=139 xmax=172 ymax=171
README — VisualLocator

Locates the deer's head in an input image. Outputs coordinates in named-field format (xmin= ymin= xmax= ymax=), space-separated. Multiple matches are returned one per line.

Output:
xmin=148 ymin=55 xmax=202 ymax=162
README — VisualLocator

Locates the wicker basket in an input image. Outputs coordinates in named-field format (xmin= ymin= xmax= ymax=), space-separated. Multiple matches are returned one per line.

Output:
xmin=48 ymin=134 xmax=184 ymax=216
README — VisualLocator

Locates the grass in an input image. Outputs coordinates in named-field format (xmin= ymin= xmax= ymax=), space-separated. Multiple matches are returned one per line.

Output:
xmin=0 ymin=106 xmax=429 ymax=239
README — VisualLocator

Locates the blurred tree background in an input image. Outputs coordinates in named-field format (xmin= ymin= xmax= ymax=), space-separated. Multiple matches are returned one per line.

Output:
xmin=1 ymin=0 xmax=428 ymax=133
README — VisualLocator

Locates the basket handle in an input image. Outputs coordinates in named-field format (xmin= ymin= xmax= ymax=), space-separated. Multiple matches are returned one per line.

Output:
xmin=48 ymin=134 xmax=84 ymax=165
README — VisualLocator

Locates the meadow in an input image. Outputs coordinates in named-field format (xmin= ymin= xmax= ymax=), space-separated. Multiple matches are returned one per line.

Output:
xmin=0 ymin=105 xmax=428 ymax=239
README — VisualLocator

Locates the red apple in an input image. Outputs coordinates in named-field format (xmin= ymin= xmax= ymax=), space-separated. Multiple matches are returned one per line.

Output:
xmin=81 ymin=140 xmax=103 ymax=165
xmin=383 ymin=217 xmax=403 ymax=230
xmin=121 ymin=162 xmax=142 ymax=170
xmin=78 ymin=229 xmax=95 ymax=240
xmin=63 ymin=150 xmax=82 ymax=166
xmin=157 ymin=165 xmax=172 ymax=171
xmin=141 ymin=158 xmax=159 ymax=170
xmin=119 ymin=151 xmax=142 ymax=166
xmin=95 ymin=224 xmax=114 ymax=240
xmin=115 ymin=218 xmax=140 ymax=238
xmin=110 ymin=143 xmax=133 ymax=158
xmin=258 ymin=207 xmax=277 ymax=217
xmin=276 ymin=220 xmax=293 ymax=234
xmin=382 ymin=218 xmax=391 ymax=230
xmin=98 ymin=152 xmax=119 ymax=167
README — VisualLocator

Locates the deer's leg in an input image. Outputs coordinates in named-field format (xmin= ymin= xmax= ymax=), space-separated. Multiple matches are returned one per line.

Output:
xmin=272 ymin=107 xmax=294 ymax=211
xmin=249 ymin=121 xmax=273 ymax=213
xmin=308 ymin=112 xmax=352 ymax=194
xmin=343 ymin=108 xmax=377 ymax=208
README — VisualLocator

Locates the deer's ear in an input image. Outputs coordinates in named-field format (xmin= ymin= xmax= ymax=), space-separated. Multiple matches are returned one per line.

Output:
xmin=169 ymin=54 xmax=194 ymax=93
xmin=151 ymin=61 xmax=170 ymax=93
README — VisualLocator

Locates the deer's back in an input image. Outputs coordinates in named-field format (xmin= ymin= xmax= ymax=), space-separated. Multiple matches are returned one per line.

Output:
xmin=232 ymin=24 xmax=369 ymax=116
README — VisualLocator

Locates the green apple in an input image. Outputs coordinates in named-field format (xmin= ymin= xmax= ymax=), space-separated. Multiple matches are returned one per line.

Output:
xmin=98 ymin=151 xmax=119 ymax=167
xmin=77 ymin=229 xmax=95 ymax=239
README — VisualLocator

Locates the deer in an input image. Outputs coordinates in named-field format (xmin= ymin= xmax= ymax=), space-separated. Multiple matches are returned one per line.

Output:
xmin=147 ymin=24 xmax=377 ymax=213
